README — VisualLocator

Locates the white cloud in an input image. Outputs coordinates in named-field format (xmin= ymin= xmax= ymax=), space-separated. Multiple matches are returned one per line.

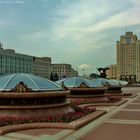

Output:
xmin=52 ymin=0 xmax=140 ymax=39
xmin=78 ymin=64 xmax=92 ymax=70
xmin=0 ymin=21 xmax=5 ymax=26
xmin=19 ymin=31 xmax=48 ymax=42
xmin=51 ymin=0 xmax=140 ymax=55
xmin=78 ymin=64 xmax=94 ymax=76
xmin=52 ymin=1 xmax=107 ymax=40
xmin=82 ymin=11 xmax=140 ymax=33
xmin=2 ymin=0 xmax=139 ymax=75
xmin=130 ymin=0 xmax=140 ymax=5
xmin=0 ymin=20 xmax=14 ymax=27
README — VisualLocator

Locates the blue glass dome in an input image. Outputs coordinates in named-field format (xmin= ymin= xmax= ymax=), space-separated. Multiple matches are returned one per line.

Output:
xmin=92 ymin=78 xmax=110 ymax=86
xmin=93 ymin=78 xmax=122 ymax=86
xmin=55 ymin=78 xmax=68 ymax=84
xmin=0 ymin=73 xmax=62 ymax=91
xmin=56 ymin=77 xmax=103 ymax=88
xmin=118 ymin=80 xmax=128 ymax=85
xmin=108 ymin=79 xmax=121 ymax=86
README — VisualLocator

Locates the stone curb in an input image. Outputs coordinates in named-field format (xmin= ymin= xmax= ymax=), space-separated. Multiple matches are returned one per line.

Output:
xmin=69 ymin=110 xmax=106 ymax=129
xmin=122 ymin=93 xmax=137 ymax=98
xmin=107 ymin=93 xmax=137 ymax=98
xmin=79 ymin=99 xmax=127 ymax=107
xmin=0 ymin=110 xmax=106 ymax=135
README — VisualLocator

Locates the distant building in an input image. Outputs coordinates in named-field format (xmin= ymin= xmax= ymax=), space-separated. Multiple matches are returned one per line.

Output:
xmin=0 ymin=48 xmax=32 ymax=75
xmin=32 ymin=57 xmax=51 ymax=79
xmin=51 ymin=64 xmax=78 ymax=80
xmin=137 ymin=40 xmax=140 ymax=82
xmin=0 ymin=43 xmax=78 ymax=80
xmin=106 ymin=64 xmax=117 ymax=79
xmin=69 ymin=67 xmax=78 ymax=77
xmin=116 ymin=32 xmax=140 ymax=83
xmin=0 ymin=45 xmax=51 ymax=79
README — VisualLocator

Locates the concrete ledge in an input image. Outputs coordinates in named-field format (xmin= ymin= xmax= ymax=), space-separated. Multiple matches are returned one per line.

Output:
xmin=122 ymin=93 xmax=137 ymax=98
xmin=0 ymin=91 xmax=70 ymax=98
xmin=0 ymin=110 xmax=106 ymax=135
xmin=79 ymin=99 xmax=128 ymax=107
xmin=69 ymin=110 xmax=106 ymax=129
xmin=0 ymin=100 xmax=71 ymax=109
xmin=106 ymin=93 xmax=137 ymax=98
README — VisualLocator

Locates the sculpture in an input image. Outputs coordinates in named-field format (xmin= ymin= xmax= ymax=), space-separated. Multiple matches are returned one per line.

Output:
xmin=97 ymin=67 xmax=109 ymax=78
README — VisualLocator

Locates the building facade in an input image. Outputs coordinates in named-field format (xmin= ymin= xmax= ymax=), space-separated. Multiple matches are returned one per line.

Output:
xmin=51 ymin=64 xmax=78 ymax=80
xmin=136 ymin=40 xmax=140 ymax=82
xmin=32 ymin=57 xmax=51 ymax=79
xmin=0 ymin=45 xmax=51 ymax=79
xmin=69 ymin=67 xmax=78 ymax=77
xmin=0 ymin=48 xmax=33 ymax=75
xmin=106 ymin=64 xmax=117 ymax=79
xmin=116 ymin=32 xmax=140 ymax=82
xmin=0 ymin=43 xmax=78 ymax=80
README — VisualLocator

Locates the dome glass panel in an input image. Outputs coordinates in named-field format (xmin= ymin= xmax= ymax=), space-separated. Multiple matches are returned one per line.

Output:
xmin=0 ymin=73 xmax=62 ymax=91
xmin=27 ymin=74 xmax=62 ymax=90
xmin=108 ymin=79 xmax=121 ymax=86
xmin=93 ymin=78 xmax=122 ymax=86
xmin=118 ymin=80 xmax=128 ymax=85
xmin=56 ymin=77 xmax=103 ymax=87
xmin=92 ymin=78 xmax=110 ymax=86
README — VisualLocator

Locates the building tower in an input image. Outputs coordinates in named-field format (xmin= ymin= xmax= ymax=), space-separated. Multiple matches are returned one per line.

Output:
xmin=116 ymin=32 xmax=140 ymax=83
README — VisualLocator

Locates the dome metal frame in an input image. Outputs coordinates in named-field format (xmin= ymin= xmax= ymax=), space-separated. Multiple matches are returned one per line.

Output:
xmin=0 ymin=73 xmax=62 ymax=91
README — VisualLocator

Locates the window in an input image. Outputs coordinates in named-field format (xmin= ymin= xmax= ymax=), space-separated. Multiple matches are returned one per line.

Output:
xmin=125 ymin=37 xmax=131 ymax=45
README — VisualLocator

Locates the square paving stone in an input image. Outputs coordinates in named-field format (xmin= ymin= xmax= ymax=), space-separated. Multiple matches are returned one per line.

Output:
xmin=17 ymin=128 xmax=62 ymax=136
xmin=110 ymin=111 xmax=140 ymax=120
xmin=78 ymin=123 xmax=140 ymax=140
xmin=124 ymin=104 xmax=140 ymax=109
xmin=131 ymin=99 xmax=140 ymax=103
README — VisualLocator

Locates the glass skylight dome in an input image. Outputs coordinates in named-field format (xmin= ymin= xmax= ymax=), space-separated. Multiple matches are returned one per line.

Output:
xmin=0 ymin=73 xmax=62 ymax=91
xmin=93 ymin=78 xmax=121 ymax=86
xmin=56 ymin=77 xmax=103 ymax=87
xmin=118 ymin=80 xmax=128 ymax=85
xmin=108 ymin=79 xmax=121 ymax=86
xmin=92 ymin=78 xmax=110 ymax=86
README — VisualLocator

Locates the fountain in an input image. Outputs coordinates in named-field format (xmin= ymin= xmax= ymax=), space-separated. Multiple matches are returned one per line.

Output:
xmin=0 ymin=73 xmax=73 ymax=119
xmin=56 ymin=77 xmax=109 ymax=104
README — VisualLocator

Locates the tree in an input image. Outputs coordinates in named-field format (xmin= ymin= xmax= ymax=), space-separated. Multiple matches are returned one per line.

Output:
xmin=54 ymin=73 xmax=59 ymax=81
xmin=89 ymin=73 xmax=99 ymax=78
xmin=50 ymin=72 xmax=54 ymax=81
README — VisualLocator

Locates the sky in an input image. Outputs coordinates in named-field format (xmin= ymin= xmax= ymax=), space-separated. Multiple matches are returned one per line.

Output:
xmin=0 ymin=0 xmax=140 ymax=76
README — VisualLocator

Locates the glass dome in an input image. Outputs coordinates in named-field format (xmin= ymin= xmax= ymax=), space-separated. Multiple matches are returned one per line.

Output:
xmin=93 ymin=78 xmax=121 ymax=86
xmin=56 ymin=77 xmax=103 ymax=88
xmin=0 ymin=73 xmax=62 ymax=91
xmin=92 ymin=78 xmax=110 ymax=86
xmin=108 ymin=79 xmax=121 ymax=86
xmin=55 ymin=78 xmax=68 ymax=85
xmin=118 ymin=80 xmax=128 ymax=85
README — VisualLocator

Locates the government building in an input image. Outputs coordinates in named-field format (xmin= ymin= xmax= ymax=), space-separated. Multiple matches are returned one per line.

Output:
xmin=0 ymin=48 xmax=33 ymax=75
xmin=116 ymin=32 xmax=140 ymax=83
xmin=32 ymin=57 xmax=51 ymax=79
xmin=0 ymin=43 xmax=78 ymax=80
xmin=0 ymin=43 xmax=51 ymax=79
xmin=51 ymin=64 xmax=78 ymax=80
xmin=106 ymin=64 xmax=117 ymax=79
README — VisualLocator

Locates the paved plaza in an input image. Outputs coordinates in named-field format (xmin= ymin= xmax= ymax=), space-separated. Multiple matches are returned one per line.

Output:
xmin=0 ymin=87 xmax=140 ymax=140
